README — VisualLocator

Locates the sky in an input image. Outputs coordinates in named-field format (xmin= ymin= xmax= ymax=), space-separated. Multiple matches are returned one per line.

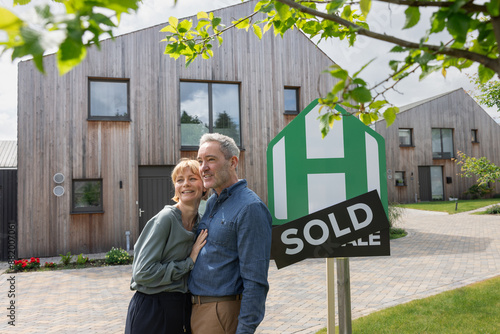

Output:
xmin=0 ymin=0 xmax=499 ymax=141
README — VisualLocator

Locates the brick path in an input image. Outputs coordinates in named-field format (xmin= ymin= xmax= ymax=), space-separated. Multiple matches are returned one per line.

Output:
xmin=0 ymin=208 xmax=499 ymax=333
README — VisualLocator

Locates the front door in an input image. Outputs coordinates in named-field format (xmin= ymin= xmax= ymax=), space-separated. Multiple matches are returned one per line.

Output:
xmin=138 ymin=166 xmax=175 ymax=233
xmin=418 ymin=166 xmax=444 ymax=201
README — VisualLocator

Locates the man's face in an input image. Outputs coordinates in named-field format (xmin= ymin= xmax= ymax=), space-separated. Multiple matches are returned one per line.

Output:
xmin=197 ymin=141 xmax=234 ymax=195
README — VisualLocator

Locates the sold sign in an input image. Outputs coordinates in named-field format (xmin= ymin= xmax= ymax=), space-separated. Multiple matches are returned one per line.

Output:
xmin=266 ymin=99 xmax=390 ymax=266
xmin=271 ymin=190 xmax=389 ymax=269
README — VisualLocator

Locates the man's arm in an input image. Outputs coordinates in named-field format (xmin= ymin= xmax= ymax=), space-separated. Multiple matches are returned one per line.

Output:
xmin=236 ymin=201 xmax=272 ymax=333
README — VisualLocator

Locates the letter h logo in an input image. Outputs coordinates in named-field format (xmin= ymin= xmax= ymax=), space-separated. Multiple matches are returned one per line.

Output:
xmin=267 ymin=100 xmax=388 ymax=226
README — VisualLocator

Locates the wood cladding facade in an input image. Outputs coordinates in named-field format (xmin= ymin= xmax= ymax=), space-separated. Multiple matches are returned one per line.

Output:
xmin=375 ymin=89 xmax=500 ymax=204
xmin=17 ymin=1 xmax=339 ymax=257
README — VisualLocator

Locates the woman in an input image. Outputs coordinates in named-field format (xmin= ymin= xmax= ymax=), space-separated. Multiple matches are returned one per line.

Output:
xmin=125 ymin=158 xmax=208 ymax=334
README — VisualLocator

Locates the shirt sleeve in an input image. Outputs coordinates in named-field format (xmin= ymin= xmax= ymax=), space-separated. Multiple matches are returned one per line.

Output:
xmin=132 ymin=211 xmax=194 ymax=289
xmin=235 ymin=201 xmax=272 ymax=333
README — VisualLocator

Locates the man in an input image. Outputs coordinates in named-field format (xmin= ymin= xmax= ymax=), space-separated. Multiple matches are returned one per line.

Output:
xmin=189 ymin=133 xmax=272 ymax=334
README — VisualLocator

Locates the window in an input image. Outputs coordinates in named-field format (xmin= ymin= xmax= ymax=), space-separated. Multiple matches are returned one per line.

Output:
xmin=399 ymin=129 xmax=413 ymax=146
xmin=394 ymin=171 xmax=406 ymax=186
xmin=284 ymin=87 xmax=299 ymax=114
xmin=432 ymin=128 xmax=454 ymax=159
xmin=72 ymin=179 xmax=103 ymax=213
xmin=180 ymin=82 xmax=241 ymax=147
xmin=471 ymin=129 xmax=479 ymax=143
xmin=89 ymin=79 xmax=130 ymax=121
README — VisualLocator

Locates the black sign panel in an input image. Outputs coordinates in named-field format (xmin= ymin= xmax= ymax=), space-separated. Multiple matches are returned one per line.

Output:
xmin=271 ymin=190 xmax=390 ymax=269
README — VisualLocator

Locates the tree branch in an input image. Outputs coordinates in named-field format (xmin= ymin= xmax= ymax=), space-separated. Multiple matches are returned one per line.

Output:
xmin=375 ymin=0 xmax=487 ymax=13
xmin=276 ymin=0 xmax=500 ymax=73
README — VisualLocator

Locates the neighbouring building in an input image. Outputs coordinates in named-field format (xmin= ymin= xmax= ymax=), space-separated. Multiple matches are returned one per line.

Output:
xmin=17 ymin=1 xmax=340 ymax=257
xmin=0 ymin=140 xmax=17 ymax=261
xmin=375 ymin=88 xmax=500 ymax=204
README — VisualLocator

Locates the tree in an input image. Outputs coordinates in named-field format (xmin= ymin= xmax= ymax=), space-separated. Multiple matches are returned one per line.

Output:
xmin=456 ymin=151 xmax=500 ymax=185
xmin=2 ymin=0 xmax=500 ymax=135
xmin=467 ymin=74 xmax=500 ymax=111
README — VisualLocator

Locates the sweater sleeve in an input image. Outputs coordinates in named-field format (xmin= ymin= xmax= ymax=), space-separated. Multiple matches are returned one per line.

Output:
xmin=131 ymin=209 xmax=194 ymax=289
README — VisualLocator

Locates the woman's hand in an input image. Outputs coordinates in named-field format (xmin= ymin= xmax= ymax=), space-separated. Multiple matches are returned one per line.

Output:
xmin=190 ymin=229 xmax=208 ymax=263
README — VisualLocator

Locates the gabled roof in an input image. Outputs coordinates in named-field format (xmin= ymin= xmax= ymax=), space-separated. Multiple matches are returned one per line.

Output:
xmin=398 ymin=88 xmax=464 ymax=112
xmin=0 ymin=141 xmax=17 ymax=168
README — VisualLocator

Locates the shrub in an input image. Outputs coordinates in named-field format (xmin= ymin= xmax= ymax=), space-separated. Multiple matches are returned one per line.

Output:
xmin=59 ymin=251 xmax=73 ymax=266
xmin=44 ymin=262 xmax=56 ymax=268
xmin=388 ymin=203 xmax=405 ymax=228
xmin=105 ymin=247 xmax=131 ymax=265
xmin=486 ymin=205 xmax=500 ymax=215
xmin=13 ymin=257 xmax=40 ymax=271
xmin=76 ymin=253 xmax=89 ymax=265
xmin=464 ymin=184 xmax=492 ymax=199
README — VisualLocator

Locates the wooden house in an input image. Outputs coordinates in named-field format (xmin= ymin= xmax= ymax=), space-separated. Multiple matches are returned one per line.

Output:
xmin=0 ymin=140 xmax=17 ymax=261
xmin=374 ymin=88 xmax=500 ymax=204
xmin=17 ymin=1 xmax=340 ymax=257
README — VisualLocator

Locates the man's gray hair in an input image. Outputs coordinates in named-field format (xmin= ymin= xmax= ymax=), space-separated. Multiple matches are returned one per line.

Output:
xmin=200 ymin=133 xmax=240 ymax=160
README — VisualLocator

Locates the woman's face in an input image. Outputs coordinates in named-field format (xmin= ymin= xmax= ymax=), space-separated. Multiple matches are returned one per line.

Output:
xmin=174 ymin=167 xmax=204 ymax=205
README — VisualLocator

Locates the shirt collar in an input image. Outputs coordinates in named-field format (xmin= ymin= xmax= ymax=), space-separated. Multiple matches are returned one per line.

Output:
xmin=217 ymin=179 xmax=247 ymax=199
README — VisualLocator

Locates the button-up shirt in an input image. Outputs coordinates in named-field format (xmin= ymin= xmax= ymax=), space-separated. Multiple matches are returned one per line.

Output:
xmin=188 ymin=180 xmax=272 ymax=334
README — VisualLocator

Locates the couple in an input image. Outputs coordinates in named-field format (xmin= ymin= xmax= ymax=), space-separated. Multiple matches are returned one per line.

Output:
xmin=125 ymin=133 xmax=273 ymax=334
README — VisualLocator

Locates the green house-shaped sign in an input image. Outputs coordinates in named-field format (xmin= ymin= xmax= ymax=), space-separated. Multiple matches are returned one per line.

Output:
xmin=267 ymin=99 xmax=390 ymax=258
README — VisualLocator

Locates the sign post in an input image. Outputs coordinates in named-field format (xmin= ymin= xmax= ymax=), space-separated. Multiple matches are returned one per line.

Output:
xmin=267 ymin=99 xmax=390 ymax=333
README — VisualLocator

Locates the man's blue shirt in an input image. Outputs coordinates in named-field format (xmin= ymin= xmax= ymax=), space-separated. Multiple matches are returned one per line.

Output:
xmin=188 ymin=180 xmax=272 ymax=333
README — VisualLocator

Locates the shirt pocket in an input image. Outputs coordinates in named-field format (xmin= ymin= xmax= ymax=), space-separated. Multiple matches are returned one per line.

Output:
xmin=210 ymin=220 xmax=237 ymax=250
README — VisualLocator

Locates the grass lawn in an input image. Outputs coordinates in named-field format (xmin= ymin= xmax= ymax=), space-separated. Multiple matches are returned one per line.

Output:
xmin=316 ymin=275 xmax=500 ymax=334
xmin=396 ymin=198 xmax=500 ymax=214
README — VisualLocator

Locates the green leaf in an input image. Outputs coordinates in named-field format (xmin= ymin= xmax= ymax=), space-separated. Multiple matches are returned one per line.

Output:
xmin=430 ymin=11 xmax=447 ymax=33
xmin=328 ymin=65 xmax=349 ymax=80
xmin=160 ymin=25 xmax=177 ymax=33
xmin=360 ymin=113 xmax=371 ymax=125
xmin=359 ymin=0 xmax=371 ymax=17
xmin=403 ymin=7 xmax=420 ymax=29
xmin=168 ymin=16 xmax=178 ymax=28
xmin=178 ymin=20 xmax=193 ymax=33
xmin=332 ymin=80 xmax=346 ymax=95
xmin=478 ymin=65 xmax=495 ymax=84
xmin=275 ymin=2 xmax=291 ymax=21
xmin=326 ymin=0 xmax=345 ymax=14
xmin=487 ymin=0 xmax=500 ymax=16
xmin=350 ymin=86 xmax=372 ymax=103
xmin=383 ymin=107 xmax=399 ymax=127
xmin=369 ymin=100 xmax=387 ymax=110
xmin=234 ymin=18 xmax=250 ymax=30
xmin=197 ymin=11 xmax=209 ymax=20
xmin=252 ymin=24 xmax=263 ymax=39
xmin=57 ymin=38 xmax=87 ymax=75
xmin=212 ymin=17 xmax=222 ymax=28
xmin=446 ymin=13 xmax=470 ymax=44
xmin=0 ymin=7 xmax=23 ymax=32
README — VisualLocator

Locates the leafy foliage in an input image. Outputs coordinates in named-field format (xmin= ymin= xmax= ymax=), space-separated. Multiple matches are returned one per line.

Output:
xmin=158 ymin=0 xmax=500 ymax=136
xmin=105 ymin=247 xmax=131 ymax=265
xmin=59 ymin=251 xmax=73 ymax=265
xmin=485 ymin=204 xmax=500 ymax=214
xmin=467 ymin=74 xmax=500 ymax=111
xmin=0 ymin=0 xmax=140 ymax=75
xmin=2 ymin=0 xmax=500 ymax=135
xmin=456 ymin=150 xmax=500 ymax=185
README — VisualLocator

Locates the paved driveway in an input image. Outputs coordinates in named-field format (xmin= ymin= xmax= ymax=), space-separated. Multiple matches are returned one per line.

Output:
xmin=1 ymin=208 xmax=499 ymax=333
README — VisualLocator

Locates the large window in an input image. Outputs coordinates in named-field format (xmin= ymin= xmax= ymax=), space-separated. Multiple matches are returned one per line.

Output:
xmin=89 ymin=79 xmax=129 ymax=121
xmin=399 ymin=128 xmax=413 ymax=146
xmin=432 ymin=128 xmax=454 ymax=159
xmin=284 ymin=87 xmax=300 ymax=114
xmin=72 ymin=179 xmax=103 ymax=213
xmin=180 ymin=82 xmax=241 ymax=147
